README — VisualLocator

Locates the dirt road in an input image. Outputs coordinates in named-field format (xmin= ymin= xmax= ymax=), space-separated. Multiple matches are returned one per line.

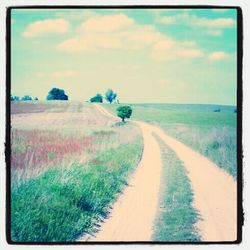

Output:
xmin=81 ymin=104 xmax=237 ymax=242
xmin=81 ymin=105 xmax=162 ymax=241
xmin=151 ymin=125 xmax=237 ymax=241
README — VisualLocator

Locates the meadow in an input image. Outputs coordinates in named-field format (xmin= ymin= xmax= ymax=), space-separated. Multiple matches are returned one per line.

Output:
xmin=105 ymin=103 xmax=237 ymax=178
xmin=10 ymin=101 xmax=237 ymax=242
xmin=104 ymin=102 xmax=236 ymax=241
xmin=11 ymin=101 xmax=143 ymax=242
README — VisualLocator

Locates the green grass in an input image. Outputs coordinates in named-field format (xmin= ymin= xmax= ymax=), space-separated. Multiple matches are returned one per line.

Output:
xmin=153 ymin=135 xmax=201 ymax=242
xmin=11 ymin=138 xmax=143 ymax=242
xmin=104 ymin=103 xmax=237 ymax=178
xmin=11 ymin=101 xmax=143 ymax=242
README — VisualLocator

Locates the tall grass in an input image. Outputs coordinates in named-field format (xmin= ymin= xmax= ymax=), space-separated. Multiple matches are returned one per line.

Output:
xmin=11 ymin=129 xmax=94 ymax=182
xmin=162 ymin=124 xmax=237 ymax=177
xmin=153 ymin=135 xmax=201 ymax=242
xmin=11 ymin=139 xmax=143 ymax=242
xmin=10 ymin=101 xmax=143 ymax=242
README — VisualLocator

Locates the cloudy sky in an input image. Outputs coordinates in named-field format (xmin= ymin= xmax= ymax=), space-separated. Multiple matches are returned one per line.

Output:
xmin=11 ymin=8 xmax=237 ymax=105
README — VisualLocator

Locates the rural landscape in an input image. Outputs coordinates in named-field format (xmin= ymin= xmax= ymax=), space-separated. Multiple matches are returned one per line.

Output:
xmin=10 ymin=8 xmax=238 ymax=243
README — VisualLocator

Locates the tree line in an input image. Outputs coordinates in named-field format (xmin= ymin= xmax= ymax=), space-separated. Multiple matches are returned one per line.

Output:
xmin=11 ymin=87 xmax=132 ymax=122
xmin=11 ymin=88 xmax=116 ymax=103
xmin=11 ymin=95 xmax=38 ymax=101
xmin=90 ymin=89 xmax=118 ymax=104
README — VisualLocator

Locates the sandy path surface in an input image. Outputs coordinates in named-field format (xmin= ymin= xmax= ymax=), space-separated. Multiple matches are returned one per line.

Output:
xmin=83 ymin=104 xmax=237 ymax=242
xmin=150 ymin=125 xmax=237 ymax=241
xmin=80 ymin=104 xmax=162 ymax=241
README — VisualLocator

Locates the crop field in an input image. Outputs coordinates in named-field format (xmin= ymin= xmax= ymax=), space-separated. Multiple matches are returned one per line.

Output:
xmin=104 ymin=103 xmax=237 ymax=178
xmin=10 ymin=101 xmax=143 ymax=242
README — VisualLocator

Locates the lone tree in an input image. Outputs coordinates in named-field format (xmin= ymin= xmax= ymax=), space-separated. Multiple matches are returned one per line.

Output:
xmin=90 ymin=94 xmax=103 ymax=103
xmin=105 ymin=89 xmax=117 ymax=104
xmin=116 ymin=106 xmax=132 ymax=123
xmin=47 ymin=88 xmax=68 ymax=100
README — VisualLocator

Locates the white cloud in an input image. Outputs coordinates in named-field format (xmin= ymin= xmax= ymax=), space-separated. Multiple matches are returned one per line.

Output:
xmin=80 ymin=14 xmax=134 ymax=32
xmin=208 ymin=51 xmax=229 ymax=60
xmin=54 ymin=10 xmax=97 ymax=20
xmin=52 ymin=70 xmax=79 ymax=78
xmin=153 ymin=39 xmax=174 ymax=51
xmin=57 ymin=15 xmax=162 ymax=53
xmin=152 ymin=38 xmax=203 ymax=60
xmin=212 ymin=9 xmax=229 ymax=13
xmin=177 ymin=49 xmax=204 ymax=58
xmin=206 ymin=29 xmax=223 ymax=36
xmin=57 ymin=33 xmax=124 ymax=52
xmin=157 ymin=13 xmax=236 ymax=29
xmin=57 ymin=13 xmax=204 ymax=61
xmin=196 ymin=17 xmax=235 ymax=28
xmin=22 ymin=18 xmax=70 ymax=37
xmin=158 ymin=16 xmax=176 ymax=24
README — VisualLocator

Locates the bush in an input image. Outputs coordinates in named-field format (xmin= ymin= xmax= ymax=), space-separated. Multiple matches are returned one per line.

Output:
xmin=214 ymin=108 xmax=221 ymax=112
xmin=90 ymin=94 xmax=103 ymax=103
xmin=116 ymin=106 xmax=132 ymax=122
xmin=47 ymin=88 xmax=68 ymax=100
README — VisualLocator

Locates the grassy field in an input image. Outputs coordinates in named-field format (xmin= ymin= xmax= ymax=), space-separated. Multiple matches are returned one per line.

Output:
xmin=10 ymin=101 xmax=237 ymax=242
xmin=11 ymin=101 xmax=143 ymax=242
xmin=104 ymin=102 xmax=236 ymax=241
xmin=152 ymin=135 xmax=200 ymax=242
xmin=104 ymin=103 xmax=237 ymax=178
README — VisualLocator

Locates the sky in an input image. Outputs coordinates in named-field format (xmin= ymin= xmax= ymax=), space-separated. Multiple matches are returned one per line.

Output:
xmin=11 ymin=8 xmax=237 ymax=105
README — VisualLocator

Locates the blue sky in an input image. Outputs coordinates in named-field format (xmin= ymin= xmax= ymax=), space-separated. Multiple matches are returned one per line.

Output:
xmin=11 ymin=8 xmax=237 ymax=105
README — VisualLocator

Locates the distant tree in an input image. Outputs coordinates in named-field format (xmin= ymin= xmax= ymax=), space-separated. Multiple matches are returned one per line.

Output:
xmin=21 ymin=95 xmax=32 ymax=101
xmin=11 ymin=95 xmax=20 ymax=101
xmin=105 ymin=89 xmax=117 ymax=104
xmin=47 ymin=88 xmax=68 ymax=100
xmin=116 ymin=106 xmax=132 ymax=122
xmin=90 ymin=94 xmax=103 ymax=103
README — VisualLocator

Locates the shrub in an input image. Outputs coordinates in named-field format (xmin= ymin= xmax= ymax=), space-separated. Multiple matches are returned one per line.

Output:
xmin=90 ymin=94 xmax=103 ymax=103
xmin=116 ymin=106 xmax=132 ymax=122
xmin=214 ymin=108 xmax=221 ymax=112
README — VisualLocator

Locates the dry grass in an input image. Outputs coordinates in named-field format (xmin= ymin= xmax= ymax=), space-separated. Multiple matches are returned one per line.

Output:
xmin=10 ymin=101 xmax=143 ymax=242
xmin=11 ymin=102 xmax=140 ymax=183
